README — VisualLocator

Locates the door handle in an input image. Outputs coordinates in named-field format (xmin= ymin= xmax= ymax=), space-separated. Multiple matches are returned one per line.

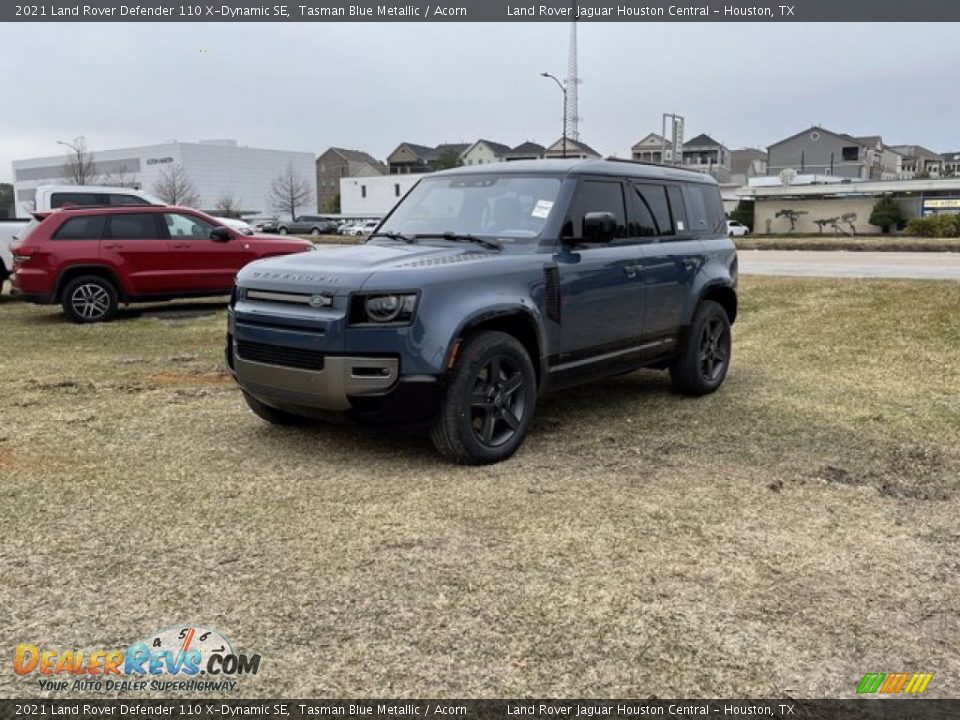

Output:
xmin=681 ymin=258 xmax=698 ymax=272
xmin=171 ymin=243 xmax=191 ymax=249
xmin=623 ymin=263 xmax=642 ymax=278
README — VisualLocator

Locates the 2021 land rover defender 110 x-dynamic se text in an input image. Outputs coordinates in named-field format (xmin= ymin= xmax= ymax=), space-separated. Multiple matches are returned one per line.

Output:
xmin=226 ymin=159 xmax=738 ymax=464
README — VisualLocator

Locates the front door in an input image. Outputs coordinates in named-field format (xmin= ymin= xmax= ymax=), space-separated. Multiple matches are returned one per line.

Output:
xmin=100 ymin=212 xmax=174 ymax=296
xmin=163 ymin=212 xmax=249 ymax=292
xmin=554 ymin=179 xmax=646 ymax=368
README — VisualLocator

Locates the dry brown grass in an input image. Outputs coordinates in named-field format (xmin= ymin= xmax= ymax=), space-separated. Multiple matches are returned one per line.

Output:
xmin=0 ymin=278 xmax=958 ymax=700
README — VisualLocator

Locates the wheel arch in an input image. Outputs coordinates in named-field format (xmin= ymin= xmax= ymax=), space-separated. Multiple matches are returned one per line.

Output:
xmin=696 ymin=282 xmax=738 ymax=325
xmin=54 ymin=265 xmax=125 ymax=303
xmin=452 ymin=306 xmax=545 ymax=388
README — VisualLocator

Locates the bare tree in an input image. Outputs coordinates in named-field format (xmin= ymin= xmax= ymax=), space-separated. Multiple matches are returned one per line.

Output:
xmin=152 ymin=163 xmax=200 ymax=207
xmin=269 ymin=164 xmax=312 ymax=219
xmin=59 ymin=136 xmax=99 ymax=185
xmin=214 ymin=192 xmax=241 ymax=218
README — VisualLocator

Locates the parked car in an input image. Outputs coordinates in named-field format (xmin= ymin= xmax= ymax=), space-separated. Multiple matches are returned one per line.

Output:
xmin=249 ymin=217 xmax=279 ymax=233
xmin=0 ymin=220 xmax=24 ymax=290
xmin=3 ymin=185 xmax=254 ymax=266
xmin=726 ymin=219 xmax=750 ymax=237
xmin=347 ymin=219 xmax=380 ymax=237
xmin=11 ymin=205 xmax=313 ymax=323
xmin=227 ymin=159 xmax=738 ymax=464
xmin=276 ymin=215 xmax=338 ymax=236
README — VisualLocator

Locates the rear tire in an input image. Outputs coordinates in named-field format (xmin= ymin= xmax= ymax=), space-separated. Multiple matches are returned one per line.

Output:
xmin=310 ymin=227 xmax=321 ymax=235
xmin=61 ymin=275 xmax=118 ymax=324
xmin=430 ymin=331 xmax=537 ymax=465
xmin=278 ymin=227 xmax=288 ymax=235
xmin=669 ymin=300 xmax=732 ymax=396
xmin=242 ymin=391 xmax=306 ymax=426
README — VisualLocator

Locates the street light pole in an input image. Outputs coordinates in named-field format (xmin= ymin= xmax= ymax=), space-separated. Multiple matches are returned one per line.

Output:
xmin=540 ymin=72 xmax=567 ymax=158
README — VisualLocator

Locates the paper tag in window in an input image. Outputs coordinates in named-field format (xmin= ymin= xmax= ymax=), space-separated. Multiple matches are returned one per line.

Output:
xmin=677 ymin=220 xmax=685 ymax=230
xmin=532 ymin=200 xmax=554 ymax=219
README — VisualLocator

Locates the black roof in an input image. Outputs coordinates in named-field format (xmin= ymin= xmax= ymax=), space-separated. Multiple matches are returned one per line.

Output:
xmin=432 ymin=158 xmax=718 ymax=185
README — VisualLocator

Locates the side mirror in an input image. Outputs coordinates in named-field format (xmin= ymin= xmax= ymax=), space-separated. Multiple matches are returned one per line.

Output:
xmin=210 ymin=226 xmax=232 ymax=242
xmin=582 ymin=212 xmax=617 ymax=242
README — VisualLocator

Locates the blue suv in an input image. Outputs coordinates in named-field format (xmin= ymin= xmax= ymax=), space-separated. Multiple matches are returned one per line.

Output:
xmin=226 ymin=159 xmax=738 ymax=464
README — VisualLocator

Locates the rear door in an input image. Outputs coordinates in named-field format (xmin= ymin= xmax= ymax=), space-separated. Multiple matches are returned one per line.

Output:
xmin=637 ymin=183 xmax=709 ymax=340
xmin=100 ymin=212 xmax=174 ymax=296
xmin=162 ymin=211 xmax=249 ymax=292
xmin=554 ymin=179 xmax=646 ymax=366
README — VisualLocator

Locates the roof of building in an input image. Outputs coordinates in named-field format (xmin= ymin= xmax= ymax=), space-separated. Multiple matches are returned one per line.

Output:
xmin=889 ymin=144 xmax=944 ymax=161
xmin=434 ymin=143 xmax=470 ymax=157
xmin=507 ymin=141 xmax=546 ymax=155
xmin=463 ymin=139 xmax=512 ymax=156
xmin=322 ymin=147 xmax=381 ymax=165
xmin=943 ymin=151 xmax=960 ymax=161
xmin=631 ymin=133 xmax=668 ymax=150
xmin=683 ymin=133 xmax=724 ymax=148
xmin=768 ymin=125 xmax=868 ymax=150
xmin=730 ymin=148 xmax=767 ymax=175
xmin=545 ymin=137 xmax=602 ymax=157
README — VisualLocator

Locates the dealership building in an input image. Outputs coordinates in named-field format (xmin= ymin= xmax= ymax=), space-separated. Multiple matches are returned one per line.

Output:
xmin=11 ymin=139 xmax=316 ymax=218
xmin=737 ymin=177 xmax=960 ymax=234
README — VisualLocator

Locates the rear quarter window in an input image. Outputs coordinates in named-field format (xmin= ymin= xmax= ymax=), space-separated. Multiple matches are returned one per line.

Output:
xmin=682 ymin=184 xmax=726 ymax=235
xmin=50 ymin=192 xmax=105 ymax=209
xmin=53 ymin=215 xmax=107 ymax=240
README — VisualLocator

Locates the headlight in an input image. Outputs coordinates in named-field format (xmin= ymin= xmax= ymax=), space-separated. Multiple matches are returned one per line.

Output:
xmin=351 ymin=293 xmax=418 ymax=325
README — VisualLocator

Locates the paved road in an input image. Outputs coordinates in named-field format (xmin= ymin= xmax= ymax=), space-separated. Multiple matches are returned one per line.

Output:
xmin=739 ymin=250 xmax=960 ymax=280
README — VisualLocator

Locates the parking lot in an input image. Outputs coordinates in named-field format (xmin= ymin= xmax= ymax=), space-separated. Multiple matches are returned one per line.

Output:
xmin=1 ymin=275 xmax=958 ymax=698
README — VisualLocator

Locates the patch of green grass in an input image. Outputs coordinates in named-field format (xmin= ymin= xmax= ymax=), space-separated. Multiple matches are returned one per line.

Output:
xmin=736 ymin=235 xmax=960 ymax=252
xmin=0 ymin=278 xmax=958 ymax=699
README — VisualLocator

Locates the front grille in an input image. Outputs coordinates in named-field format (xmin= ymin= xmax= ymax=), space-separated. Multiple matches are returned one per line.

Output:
xmin=236 ymin=340 xmax=324 ymax=371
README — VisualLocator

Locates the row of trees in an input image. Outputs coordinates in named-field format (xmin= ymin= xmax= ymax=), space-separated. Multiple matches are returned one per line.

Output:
xmin=56 ymin=136 xmax=314 ymax=218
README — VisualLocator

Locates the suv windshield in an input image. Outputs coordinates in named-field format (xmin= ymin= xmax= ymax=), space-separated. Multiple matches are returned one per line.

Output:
xmin=377 ymin=174 xmax=561 ymax=245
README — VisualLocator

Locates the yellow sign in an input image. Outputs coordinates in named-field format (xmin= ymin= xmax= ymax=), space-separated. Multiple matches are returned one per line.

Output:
xmin=923 ymin=198 xmax=960 ymax=208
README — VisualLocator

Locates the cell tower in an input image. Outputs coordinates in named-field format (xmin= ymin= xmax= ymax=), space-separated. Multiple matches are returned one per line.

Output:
xmin=566 ymin=20 xmax=581 ymax=142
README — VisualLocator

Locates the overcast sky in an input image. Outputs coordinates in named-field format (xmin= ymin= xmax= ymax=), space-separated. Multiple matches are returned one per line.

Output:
xmin=1 ymin=21 xmax=958 ymax=182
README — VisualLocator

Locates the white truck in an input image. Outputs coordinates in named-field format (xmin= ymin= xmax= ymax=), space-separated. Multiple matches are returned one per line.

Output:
xmin=0 ymin=185 xmax=253 ymax=291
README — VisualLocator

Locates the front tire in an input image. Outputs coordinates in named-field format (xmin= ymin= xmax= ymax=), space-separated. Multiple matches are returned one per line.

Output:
xmin=669 ymin=300 xmax=732 ymax=396
xmin=278 ymin=227 xmax=288 ymax=235
xmin=310 ymin=227 xmax=321 ymax=235
xmin=431 ymin=331 xmax=537 ymax=465
xmin=61 ymin=275 xmax=118 ymax=324
xmin=242 ymin=391 xmax=306 ymax=426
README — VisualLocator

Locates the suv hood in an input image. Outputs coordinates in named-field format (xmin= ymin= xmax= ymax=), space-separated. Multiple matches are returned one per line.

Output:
xmin=236 ymin=241 xmax=493 ymax=295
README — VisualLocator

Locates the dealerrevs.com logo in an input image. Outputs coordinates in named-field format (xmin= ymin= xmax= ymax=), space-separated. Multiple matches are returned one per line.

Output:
xmin=13 ymin=625 xmax=261 ymax=693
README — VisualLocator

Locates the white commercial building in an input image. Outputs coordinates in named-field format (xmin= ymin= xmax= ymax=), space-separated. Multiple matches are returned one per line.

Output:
xmin=12 ymin=139 xmax=316 ymax=218
xmin=340 ymin=173 xmax=424 ymax=216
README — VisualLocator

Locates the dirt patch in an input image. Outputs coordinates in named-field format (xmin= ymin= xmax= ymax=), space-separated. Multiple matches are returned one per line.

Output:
xmin=816 ymin=445 xmax=953 ymax=501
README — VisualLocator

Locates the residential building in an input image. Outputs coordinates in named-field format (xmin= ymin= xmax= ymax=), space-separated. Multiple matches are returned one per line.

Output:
xmin=631 ymin=133 xmax=669 ymax=163
xmin=387 ymin=142 xmax=470 ymax=174
xmin=943 ymin=151 xmax=960 ymax=178
xmin=503 ymin=142 xmax=546 ymax=161
xmin=730 ymin=148 xmax=768 ymax=186
xmin=543 ymin=137 xmax=602 ymax=159
xmin=460 ymin=139 xmax=512 ymax=166
xmin=315 ymin=147 xmax=385 ymax=212
xmin=11 ymin=139 xmax=316 ymax=218
xmin=681 ymin=134 xmax=731 ymax=182
xmin=767 ymin=126 xmax=888 ymax=181
xmin=890 ymin=145 xmax=944 ymax=179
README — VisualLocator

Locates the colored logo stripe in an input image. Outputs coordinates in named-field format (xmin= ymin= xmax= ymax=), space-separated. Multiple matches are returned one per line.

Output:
xmin=857 ymin=672 xmax=933 ymax=694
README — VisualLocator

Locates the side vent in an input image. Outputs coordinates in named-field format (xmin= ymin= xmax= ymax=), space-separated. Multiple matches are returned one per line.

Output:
xmin=544 ymin=264 xmax=561 ymax=323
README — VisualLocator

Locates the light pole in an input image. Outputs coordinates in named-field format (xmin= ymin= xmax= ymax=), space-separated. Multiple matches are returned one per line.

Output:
xmin=540 ymin=72 xmax=567 ymax=158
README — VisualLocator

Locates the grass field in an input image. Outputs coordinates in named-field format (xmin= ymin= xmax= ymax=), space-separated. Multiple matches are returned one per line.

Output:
xmin=1 ymin=277 xmax=958 ymax=699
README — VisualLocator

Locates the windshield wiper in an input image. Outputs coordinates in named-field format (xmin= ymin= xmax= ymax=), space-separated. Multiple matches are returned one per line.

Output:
xmin=413 ymin=232 xmax=502 ymax=251
xmin=368 ymin=231 xmax=415 ymax=244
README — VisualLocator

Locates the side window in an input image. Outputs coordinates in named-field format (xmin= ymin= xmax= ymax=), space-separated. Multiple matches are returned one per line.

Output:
xmin=164 ymin=212 xmax=216 ymax=239
xmin=699 ymin=185 xmax=728 ymax=234
xmin=667 ymin=186 xmax=688 ymax=234
xmin=632 ymin=183 xmax=673 ymax=237
xmin=564 ymin=180 xmax=627 ymax=239
xmin=681 ymin=184 xmax=709 ymax=234
xmin=106 ymin=213 xmax=160 ymax=240
xmin=52 ymin=215 xmax=106 ymax=240
xmin=108 ymin=194 xmax=149 ymax=207
xmin=51 ymin=192 xmax=104 ymax=209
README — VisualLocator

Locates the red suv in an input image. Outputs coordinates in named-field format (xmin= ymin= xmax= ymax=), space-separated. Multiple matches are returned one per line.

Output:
xmin=11 ymin=206 xmax=314 ymax=323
